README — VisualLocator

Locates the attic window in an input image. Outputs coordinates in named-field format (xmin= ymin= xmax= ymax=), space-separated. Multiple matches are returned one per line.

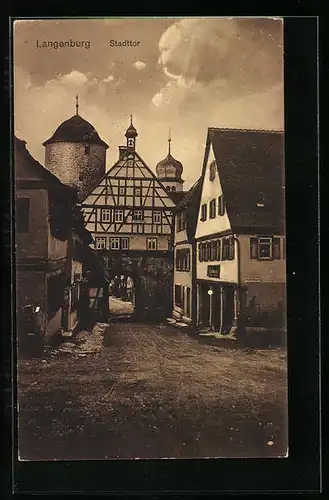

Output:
xmin=209 ymin=161 xmax=216 ymax=181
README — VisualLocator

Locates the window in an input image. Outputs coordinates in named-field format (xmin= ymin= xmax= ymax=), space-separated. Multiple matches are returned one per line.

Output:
xmin=215 ymin=239 xmax=221 ymax=261
xmin=110 ymin=237 xmax=120 ymax=250
xmin=218 ymin=195 xmax=225 ymax=216
xmin=258 ymin=237 xmax=272 ymax=260
xmin=147 ymin=238 xmax=157 ymax=250
xmin=209 ymin=198 xmax=216 ymax=219
xmin=171 ymin=186 xmax=176 ymax=192
xmin=209 ymin=161 xmax=216 ymax=181
xmin=153 ymin=211 xmax=161 ymax=224
xmin=102 ymin=209 xmax=111 ymax=222
xmin=250 ymin=236 xmax=281 ymax=260
xmin=175 ymin=285 xmax=183 ymax=308
xmin=134 ymin=187 xmax=141 ymax=196
xmin=133 ymin=210 xmax=144 ymax=221
xmin=119 ymin=186 xmax=125 ymax=195
xmin=200 ymin=203 xmax=207 ymax=221
xmin=95 ymin=237 xmax=107 ymax=249
xmin=199 ymin=240 xmax=221 ymax=262
xmin=114 ymin=209 xmax=124 ymax=223
xmin=177 ymin=212 xmax=186 ymax=232
xmin=133 ymin=224 xmax=144 ymax=234
xmin=222 ymin=237 xmax=234 ymax=260
xmin=84 ymin=144 xmax=90 ymax=154
xmin=175 ymin=248 xmax=190 ymax=271
xmin=16 ymin=198 xmax=30 ymax=233
xmin=121 ymin=237 xmax=129 ymax=250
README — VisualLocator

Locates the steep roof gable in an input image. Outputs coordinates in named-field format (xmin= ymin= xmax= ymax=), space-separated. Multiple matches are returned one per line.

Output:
xmin=82 ymin=149 xmax=176 ymax=208
xmin=204 ymin=128 xmax=285 ymax=234
xmin=174 ymin=177 xmax=203 ymax=240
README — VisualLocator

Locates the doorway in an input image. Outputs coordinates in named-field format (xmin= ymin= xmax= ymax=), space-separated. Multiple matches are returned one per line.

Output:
xmin=109 ymin=274 xmax=135 ymax=318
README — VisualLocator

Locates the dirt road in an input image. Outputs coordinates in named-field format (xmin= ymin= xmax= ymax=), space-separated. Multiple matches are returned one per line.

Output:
xmin=18 ymin=321 xmax=288 ymax=460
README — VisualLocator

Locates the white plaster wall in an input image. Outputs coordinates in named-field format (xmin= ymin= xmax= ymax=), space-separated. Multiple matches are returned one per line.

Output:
xmin=195 ymin=145 xmax=232 ymax=239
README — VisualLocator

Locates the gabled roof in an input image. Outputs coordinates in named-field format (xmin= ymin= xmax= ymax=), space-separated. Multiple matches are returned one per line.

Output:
xmin=175 ymin=177 xmax=203 ymax=240
xmin=15 ymin=136 xmax=67 ymax=187
xmin=15 ymin=136 xmax=92 ymax=244
xmin=204 ymin=128 xmax=285 ymax=234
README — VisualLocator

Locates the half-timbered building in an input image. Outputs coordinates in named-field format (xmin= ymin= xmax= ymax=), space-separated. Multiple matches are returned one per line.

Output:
xmin=81 ymin=118 xmax=177 ymax=319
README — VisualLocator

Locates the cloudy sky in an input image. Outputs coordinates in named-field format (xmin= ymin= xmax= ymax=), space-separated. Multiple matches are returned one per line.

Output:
xmin=14 ymin=17 xmax=284 ymax=188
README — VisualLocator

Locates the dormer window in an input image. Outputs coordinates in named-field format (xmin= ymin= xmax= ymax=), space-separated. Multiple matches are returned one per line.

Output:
xmin=209 ymin=161 xmax=216 ymax=181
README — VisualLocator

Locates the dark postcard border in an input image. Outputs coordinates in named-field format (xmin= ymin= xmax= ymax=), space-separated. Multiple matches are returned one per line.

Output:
xmin=5 ymin=15 xmax=320 ymax=496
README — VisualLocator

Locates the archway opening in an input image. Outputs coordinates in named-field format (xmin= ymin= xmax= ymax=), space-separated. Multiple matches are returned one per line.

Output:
xmin=109 ymin=274 xmax=135 ymax=318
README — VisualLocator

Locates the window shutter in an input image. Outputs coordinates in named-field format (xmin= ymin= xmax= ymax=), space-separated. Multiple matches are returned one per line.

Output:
xmin=229 ymin=238 xmax=235 ymax=260
xmin=199 ymin=243 xmax=203 ymax=262
xmin=273 ymin=237 xmax=281 ymax=259
xmin=250 ymin=238 xmax=258 ymax=259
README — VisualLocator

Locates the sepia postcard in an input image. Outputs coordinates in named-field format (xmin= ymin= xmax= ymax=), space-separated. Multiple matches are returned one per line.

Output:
xmin=13 ymin=17 xmax=287 ymax=461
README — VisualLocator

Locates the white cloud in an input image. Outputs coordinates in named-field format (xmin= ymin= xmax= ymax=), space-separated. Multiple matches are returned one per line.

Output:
xmin=103 ymin=74 xmax=115 ymax=83
xmin=61 ymin=70 xmax=89 ymax=86
xmin=133 ymin=61 xmax=146 ymax=70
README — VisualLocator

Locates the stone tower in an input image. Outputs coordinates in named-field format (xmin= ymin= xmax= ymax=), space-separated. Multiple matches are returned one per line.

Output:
xmin=43 ymin=96 xmax=109 ymax=201
xmin=156 ymin=129 xmax=184 ymax=194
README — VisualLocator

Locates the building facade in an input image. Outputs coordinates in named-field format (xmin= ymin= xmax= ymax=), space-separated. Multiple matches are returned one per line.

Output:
xmin=195 ymin=128 xmax=286 ymax=337
xmin=15 ymin=136 xmax=97 ymax=344
xmin=81 ymin=119 xmax=177 ymax=319
xmin=172 ymin=178 xmax=202 ymax=325
xmin=43 ymin=97 xmax=109 ymax=202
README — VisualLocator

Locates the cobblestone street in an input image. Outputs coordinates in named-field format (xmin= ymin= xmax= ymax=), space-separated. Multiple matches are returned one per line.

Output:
xmin=18 ymin=321 xmax=288 ymax=460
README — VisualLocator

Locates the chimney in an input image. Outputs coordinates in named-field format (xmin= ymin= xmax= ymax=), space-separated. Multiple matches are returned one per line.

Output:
xmin=118 ymin=146 xmax=127 ymax=160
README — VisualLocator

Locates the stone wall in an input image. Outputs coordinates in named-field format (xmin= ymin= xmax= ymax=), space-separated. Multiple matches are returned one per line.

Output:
xmin=45 ymin=142 xmax=106 ymax=201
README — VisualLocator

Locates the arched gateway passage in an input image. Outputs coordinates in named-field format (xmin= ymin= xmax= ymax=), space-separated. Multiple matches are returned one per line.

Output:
xmin=102 ymin=253 xmax=172 ymax=322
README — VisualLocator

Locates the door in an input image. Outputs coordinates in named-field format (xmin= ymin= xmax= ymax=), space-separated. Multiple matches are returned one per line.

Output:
xmin=211 ymin=286 xmax=221 ymax=331
xmin=222 ymin=286 xmax=234 ymax=334
xmin=199 ymin=284 xmax=210 ymax=327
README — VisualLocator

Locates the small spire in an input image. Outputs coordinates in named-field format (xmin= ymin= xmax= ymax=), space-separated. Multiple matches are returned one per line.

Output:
xmin=168 ymin=126 xmax=172 ymax=155
xmin=130 ymin=113 xmax=133 ymax=125
xmin=75 ymin=95 xmax=79 ymax=115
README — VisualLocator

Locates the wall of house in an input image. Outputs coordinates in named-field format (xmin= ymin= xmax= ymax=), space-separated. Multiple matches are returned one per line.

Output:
xmin=16 ymin=270 xmax=47 ymax=336
xmin=173 ymin=241 xmax=193 ymax=322
xmin=196 ymin=237 xmax=238 ymax=283
xmin=195 ymin=145 xmax=231 ymax=239
xmin=45 ymin=142 xmax=106 ymax=201
xmin=16 ymin=189 xmax=48 ymax=259
xmin=239 ymin=234 xmax=286 ymax=283
xmin=46 ymin=308 xmax=63 ymax=340
xmin=67 ymin=258 xmax=83 ymax=332
xmin=48 ymin=232 xmax=68 ymax=261
xmin=175 ymin=224 xmax=188 ymax=244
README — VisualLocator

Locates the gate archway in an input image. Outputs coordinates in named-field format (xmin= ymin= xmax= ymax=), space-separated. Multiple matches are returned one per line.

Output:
xmin=101 ymin=253 xmax=173 ymax=322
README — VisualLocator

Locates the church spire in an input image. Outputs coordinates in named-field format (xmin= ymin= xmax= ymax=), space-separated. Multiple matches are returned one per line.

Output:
xmin=75 ymin=95 xmax=79 ymax=115
xmin=168 ymin=127 xmax=172 ymax=155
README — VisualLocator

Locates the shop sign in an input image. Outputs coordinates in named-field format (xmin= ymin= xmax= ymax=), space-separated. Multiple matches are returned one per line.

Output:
xmin=207 ymin=265 xmax=220 ymax=278
xmin=245 ymin=277 xmax=261 ymax=283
